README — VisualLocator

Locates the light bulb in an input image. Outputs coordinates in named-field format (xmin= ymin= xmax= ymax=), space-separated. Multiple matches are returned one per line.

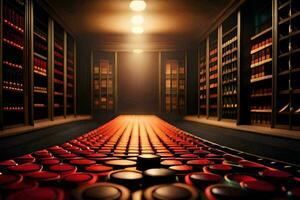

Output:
xmin=132 ymin=26 xmax=144 ymax=34
xmin=129 ymin=0 xmax=147 ymax=12
xmin=131 ymin=15 xmax=144 ymax=25
xmin=133 ymin=49 xmax=143 ymax=54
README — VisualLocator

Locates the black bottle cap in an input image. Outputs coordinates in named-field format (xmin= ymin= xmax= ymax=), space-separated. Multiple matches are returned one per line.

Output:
xmin=143 ymin=183 xmax=199 ymax=200
xmin=72 ymin=182 xmax=131 ymax=200
xmin=108 ymin=169 xmax=143 ymax=190
xmin=205 ymin=184 xmax=251 ymax=200
xmin=287 ymin=187 xmax=300 ymax=199
xmin=185 ymin=172 xmax=222 ymax=189
xmin=105 ymin=159 xmax=137 ymax=169
xmin=137 ymin=154 xmax=161 ymax=171
xmin=143 ymin=168 xmax=176 ymax=186
xmin=153 ymin=185 xmax=191 ymax=199
xmin=203 ymin=164 xmax=232 ymax=175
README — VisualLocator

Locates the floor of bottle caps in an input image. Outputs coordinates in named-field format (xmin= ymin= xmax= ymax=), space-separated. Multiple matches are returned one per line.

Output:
xmin=0 ymin=115 xmax=299 ymax=200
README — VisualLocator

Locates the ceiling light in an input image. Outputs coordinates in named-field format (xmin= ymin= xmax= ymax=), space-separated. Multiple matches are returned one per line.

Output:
xmin=129 ymin=0 xmax=147 ymax=12
xmin=131 ymin=15 xmax=144 ymax=25
xmin=132 ymin=26 xmax=144 ymax=34
xmin=133 ymin=49 xmax=143 ymax=54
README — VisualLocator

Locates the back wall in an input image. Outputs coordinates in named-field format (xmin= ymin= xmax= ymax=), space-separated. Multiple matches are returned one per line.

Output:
xmin=117 ymin=52 xmax=159 ymax=114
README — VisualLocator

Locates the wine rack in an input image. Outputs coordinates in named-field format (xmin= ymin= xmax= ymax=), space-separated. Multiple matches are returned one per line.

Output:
xmin=92 ymin=52 xmax=114 ymax=113
xmin=0 ymin=0 xmax=78 ymax=131
xmin=93 ymin=58 xmax=100 ymax=112
xmin=178 ymin=60 xmax=185 ymax=113
xmin=165 ymin=59 xmax=185 ymax=113
xmin=53 ymin=23 xmax=65 ymax=117
xmin=165 ymin=60 xmax=175 ymax=112
xmin=199 ymin=41 xmax=207 ymax=115
xmin=67 ymin=35 xmax=75 ymax=115
xmin=33 ymin=1 xmax=48 ymax=120
xmin=99 ymin=60 xmax=113 ymax=111
xmin=249 ymin=2 xmax=273 ymax=125
xmin=277 ymin=0 xmax=300 ymax=129
xmin=208 ymin=30 xmax=218 ymax=117
xmin=221 ymin=13 xmax=238 ymax=120
xmin=2 ymin=0 xmax=25 ymax=126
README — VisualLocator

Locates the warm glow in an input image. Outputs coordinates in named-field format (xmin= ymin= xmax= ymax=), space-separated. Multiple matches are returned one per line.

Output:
xmin=132 ymin=26 xmax=144 ymax=34
xmin=133 ymin=49 xmax=143 ymax=54
xmin=131 ymin=15 xmax=144 ymax=25
xmin=129 ymin=0 xmax=147 ymax=12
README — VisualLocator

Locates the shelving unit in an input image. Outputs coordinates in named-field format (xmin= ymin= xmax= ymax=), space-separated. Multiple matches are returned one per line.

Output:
xmin=33 ymin=1 xmax=48 ymax=120
xmin=249 ymin=1 xmax=273 ymax=126
xmin=165 ymin=60 xmax=176 ymax=112
xmin=66 ymin=34 xmax=75 ymax=115
xmin=198 ymin=41 xmax=207 ymax=116
xmin=53 ymin=22 xmax=65 ymax=117
xmin=208 ymin=30 xmax=219 ymax=117
xmin=221 ymin=13 xmax=238 ymax=120
xmin=165 ymin=59 xmax=185 ymax=114
xmin=0 ymin=0 xmax=78 ymax=133
xmin=276 ymin=0 xmax=300 ymax=130
xmin=178 ymin=60 xmax=185 ymax=113
xmin=1 ymin=0 xmax=25 ymax=126
xmin=92 ymin=51 xmax=115 ymax=113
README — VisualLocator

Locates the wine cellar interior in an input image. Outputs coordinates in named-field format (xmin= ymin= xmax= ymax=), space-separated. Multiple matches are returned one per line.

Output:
xmin=0 ymin=0 xmax=300 ymax=199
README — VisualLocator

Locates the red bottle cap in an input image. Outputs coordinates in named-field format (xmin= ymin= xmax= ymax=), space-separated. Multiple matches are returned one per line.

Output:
xmin=0 ymin=174 xmax=23 ymax=186
xmin=169 ymin=165 xmax=193 ymax=173
xmin=85 ymin=164 xmax=113 ymax=173
xmin=62 ymin=172 xmax=97 ymax=186
xmin=0 ymin=160 xmax=17 ymax=168
xmin=40 ymin=158 xmax=60 ymax=166
xmin=224 ymin=174 xmax=257 ymax=185
xmin=241 ymin=180 xmax=277 ymax=193
xmin=161 ymin=160 xmax=182 ymax=167
xmin=187 ymin=159 xmax=213 ymax=167
xmin=8 ymin=163 xmax=42 ymax=173
xmin=3 ymin=179 xmax=38 ymax=191
xmin=6 ymin=187 xmax=65 ymax=200
xmin=24 ymin=171 xmax=61 ymax=181
xmin=49 ymin=163 xmax=77 ymax=175
xmin=69 ymin=158 xmax=96 ymax=166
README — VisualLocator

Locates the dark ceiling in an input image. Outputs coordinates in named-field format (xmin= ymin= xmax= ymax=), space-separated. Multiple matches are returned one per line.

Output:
xmin=46 ymin=0 xmax=240 ymax=50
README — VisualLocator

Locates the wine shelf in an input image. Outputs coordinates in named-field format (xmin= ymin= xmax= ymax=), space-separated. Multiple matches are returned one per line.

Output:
xmin=208 ymin=30 xmax=218 ymax=117
xmin=67 ymin=35 xmax=75 ymax=115
xmin=276 ymin=0 xmax=300 ymax=129
xmin=53 ymin=22 xmax=65 ymax=117
xmin=2 ymin=0 xmax=25 ymax=126
xmin=0 ymin=0 xmax=77 ymax=131
xmin=33 ymin=1 xmax=49 ymax=120
xmin=221 ymin=12 xmax=238 ymax=120
xmin=93 ymin=52 xmax=115 ymax=113
xmin=249 ymin=0 xmax=273 ymax=126
xmin=199 ymin=41 xmax=207 ymax=115
xmin=165 ymin=58 xmax=185 ymax=113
